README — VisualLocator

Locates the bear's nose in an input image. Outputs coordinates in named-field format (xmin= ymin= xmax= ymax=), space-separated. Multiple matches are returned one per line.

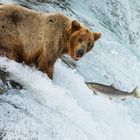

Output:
xmin=77 ymin=48 xmax=84 ymax=57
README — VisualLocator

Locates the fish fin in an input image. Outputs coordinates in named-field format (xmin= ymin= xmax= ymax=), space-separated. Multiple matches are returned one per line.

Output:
xmin=111 ymin=83 xmax=116 ymax=88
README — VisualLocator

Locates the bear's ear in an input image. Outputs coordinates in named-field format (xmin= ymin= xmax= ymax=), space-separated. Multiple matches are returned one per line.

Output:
xmin=71 ymin=20 xmax=81 ymax=32
xmin=93 ymin=32 xmax=101 ymax=41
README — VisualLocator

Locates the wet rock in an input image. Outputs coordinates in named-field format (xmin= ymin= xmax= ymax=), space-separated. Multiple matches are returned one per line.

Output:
xmin=0 ymin=88 xmax=4 ymax=94
xmin=61 ymin=55 xmax=77 ymax=69
xmin=0 ymin=69 xmax=23 ymax=92
xmin=37 ymin=0 xmax=66 ymax=3
xmin=0 ymin=129 xmax=6 ymax=139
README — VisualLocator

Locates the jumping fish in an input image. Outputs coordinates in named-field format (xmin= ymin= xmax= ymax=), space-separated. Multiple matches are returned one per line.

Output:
xmin=86 ymin=82 xmax=140 ymax=100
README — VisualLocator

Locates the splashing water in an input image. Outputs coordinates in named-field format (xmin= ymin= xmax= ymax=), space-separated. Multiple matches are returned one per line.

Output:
xmin=1 ymin=0 xmax=140 ymax=139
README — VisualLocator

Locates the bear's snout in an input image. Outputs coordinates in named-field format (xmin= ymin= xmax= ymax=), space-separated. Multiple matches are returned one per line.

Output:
xmin=76 ymin=48 xmax=84 ymax=57
xmin=73 ymin=48 xmax=85 ymax=61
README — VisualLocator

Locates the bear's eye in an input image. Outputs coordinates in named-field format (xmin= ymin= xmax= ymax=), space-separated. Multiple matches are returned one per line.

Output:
xmin=88 ymin=42 xmax=91 ymax=46
xmin=87 ymin=38 xmax=91 ymax=46
xmin=78 ymin=38 xmax=82 ymax=42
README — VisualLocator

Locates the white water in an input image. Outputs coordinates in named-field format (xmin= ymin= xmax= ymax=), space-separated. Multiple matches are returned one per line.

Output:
xmin=1 ymin=57 xmax=140 ymax=140
xmin=0 ymin=0 xmax=140 ymax=139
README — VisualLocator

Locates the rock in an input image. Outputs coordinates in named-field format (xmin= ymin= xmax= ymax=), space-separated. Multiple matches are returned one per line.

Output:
xmin=61 ymin=55 xmax=77 ymax=69
xmin=0 ymin=69 xmax=23 ymax=92
xmin=0 ymin=88 xmax=4 ymax=94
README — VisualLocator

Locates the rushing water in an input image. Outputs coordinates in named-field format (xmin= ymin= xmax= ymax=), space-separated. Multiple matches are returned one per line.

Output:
xmin=0 ymin=0 xmax=140 ymax=140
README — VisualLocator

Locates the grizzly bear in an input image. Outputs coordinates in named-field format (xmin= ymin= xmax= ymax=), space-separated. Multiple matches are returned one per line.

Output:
xmin=0 ymin=4 xmax=101 ymax=79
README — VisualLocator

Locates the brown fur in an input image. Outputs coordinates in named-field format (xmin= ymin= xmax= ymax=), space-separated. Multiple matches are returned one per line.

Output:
xmin=0 ymin=4 xmax=101 ymax=79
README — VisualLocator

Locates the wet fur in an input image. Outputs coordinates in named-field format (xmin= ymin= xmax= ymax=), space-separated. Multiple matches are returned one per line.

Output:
xmin=0 ymin=4 xmax=101 ymax=79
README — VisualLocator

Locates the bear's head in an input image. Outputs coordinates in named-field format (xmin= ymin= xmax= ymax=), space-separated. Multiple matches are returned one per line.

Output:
xmin=68 ymin=20 xmax=101 ymax=61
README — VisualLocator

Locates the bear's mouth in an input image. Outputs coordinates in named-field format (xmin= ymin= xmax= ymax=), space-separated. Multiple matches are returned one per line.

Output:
xmin=73 ymin=49 xmax=84 ymax=61
xmin=74 ymin=54 xmax=82 ymax=61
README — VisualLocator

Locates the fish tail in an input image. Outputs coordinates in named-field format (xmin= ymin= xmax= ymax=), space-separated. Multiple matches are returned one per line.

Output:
xmin=131 ymin=87 xmax=140 ymax=98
